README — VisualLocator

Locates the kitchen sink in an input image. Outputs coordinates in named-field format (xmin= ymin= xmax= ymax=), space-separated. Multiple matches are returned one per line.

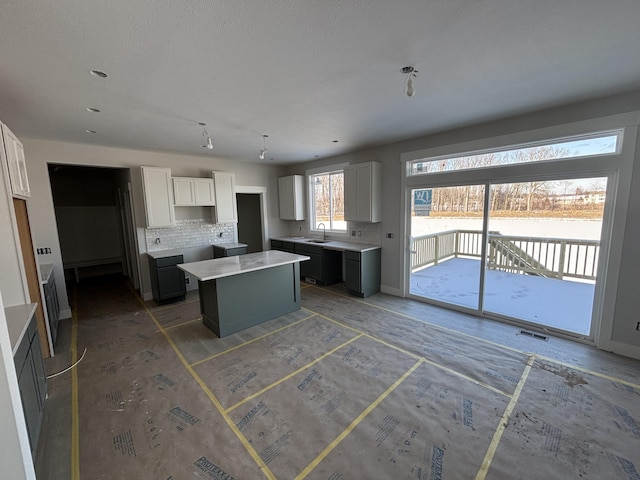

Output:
xmin=308 ymin=239 xmax=330 ymax=243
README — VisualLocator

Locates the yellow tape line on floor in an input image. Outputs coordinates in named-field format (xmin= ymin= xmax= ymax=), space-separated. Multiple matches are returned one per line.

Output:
xmin=225 ymin=334 xmax=364 ymax=414
xmin=135 ymin=293 xmax=278 ymax=480
xmin=309 ymin=285 xmax=640 ymax=391
xmin=295 ymin=358 xmax=424 ymax=480
xmin=190 ymin=312 xmax=316 ymax=367
xmin=475 ymin=355 xmax=535 ymax=480
xmin=305 ymin=306 xmax=512 ymax=398
xmin=71 ymin=286 xmax=80 ymax=480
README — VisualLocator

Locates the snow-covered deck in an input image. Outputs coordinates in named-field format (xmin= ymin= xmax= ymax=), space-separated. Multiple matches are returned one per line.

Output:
xmin=410 ymin=257 xmax=594 ymax=335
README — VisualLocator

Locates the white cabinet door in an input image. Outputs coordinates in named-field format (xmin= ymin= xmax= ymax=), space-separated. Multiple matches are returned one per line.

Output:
xmin=212 ymin=171 xmax=237 ymax=223
xmin=344 ymin=166 xmax=357 ymax=221
xmin=344 ymin=162 xmax=381 ymax=223
xmin=193 ymin=178 xmax=215 ymax=206
xmin=173 ymin=177 xmax=195 ymax=206
xmin=278 ymin=175 xmax=305 ymax=220
xmin=1 ymin=123 xmax=30 ymax=198
xmin=172 ymin=177 xmax=215 ymax=206
xmin=142 ymin=166 xmax=175 ymax=227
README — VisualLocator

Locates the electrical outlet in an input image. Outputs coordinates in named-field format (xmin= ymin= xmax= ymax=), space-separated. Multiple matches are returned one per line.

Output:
xmin=636 ymin=321 xmax=640 ymax=331
xmin=185 ymin=277 xmax=191 ymax=285
xmin=386 ymin=233 xmax=394 ymax=239
xmin=351 ymin=230 xmax=356 ymax=236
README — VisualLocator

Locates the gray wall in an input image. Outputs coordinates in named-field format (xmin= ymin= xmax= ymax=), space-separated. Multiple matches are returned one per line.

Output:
xmin=283 ymin=90 xmax=640 ymax=358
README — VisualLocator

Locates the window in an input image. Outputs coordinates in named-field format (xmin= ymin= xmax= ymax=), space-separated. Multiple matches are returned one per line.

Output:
xmin=408 ymin=131 xmax=621 ymax=176
xmin=309 ymin=169 xmax=346 ymax=232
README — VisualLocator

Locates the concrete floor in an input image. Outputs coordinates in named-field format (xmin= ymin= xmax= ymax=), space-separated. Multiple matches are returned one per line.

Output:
xmin=36 ymin=276 xmax=640 ymax=479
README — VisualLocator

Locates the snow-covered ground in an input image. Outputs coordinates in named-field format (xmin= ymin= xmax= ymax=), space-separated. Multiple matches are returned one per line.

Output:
xmin=411 ymin=217 xmax=602 ymax=240
xmin=410 ymin=257 xmax=593 ymax=335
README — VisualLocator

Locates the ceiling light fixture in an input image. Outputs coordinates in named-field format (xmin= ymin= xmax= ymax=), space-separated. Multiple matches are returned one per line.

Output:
xmin=402 ymin=66 xmax=418 ymax=97
xmin=86 ymin=107 xmax=101 ymax=113
xmin=199 ymin=122 xmax=214 ymax=150
xmin=258 ymin=135 xmax=269 ymax=160
xmin=85 ymin=129 xmax=96 ymax=134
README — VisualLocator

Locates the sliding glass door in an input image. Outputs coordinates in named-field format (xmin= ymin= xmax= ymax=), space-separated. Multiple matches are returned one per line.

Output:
xmin=409 ymin=185 xmax=486 ymax=310
xmin=409 ymin=176 xmax=607 ymax=337
xmin=483 ymin=177 xmax=606 ymax=335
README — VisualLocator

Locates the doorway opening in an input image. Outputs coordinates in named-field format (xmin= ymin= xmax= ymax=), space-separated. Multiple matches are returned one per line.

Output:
xmin=48 ymin=165 xmax=140 ymax=288
xmin=236 ymin=187 xmax=269 ymax=253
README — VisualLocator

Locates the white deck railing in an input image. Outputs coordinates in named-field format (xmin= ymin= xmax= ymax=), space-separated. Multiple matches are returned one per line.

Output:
xmin=410 ymin=230 xmax=599 ymax=281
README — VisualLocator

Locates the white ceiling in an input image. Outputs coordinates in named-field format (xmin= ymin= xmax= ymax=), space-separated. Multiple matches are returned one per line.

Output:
xmin=1 ymin=0 xmax=640 ymax=164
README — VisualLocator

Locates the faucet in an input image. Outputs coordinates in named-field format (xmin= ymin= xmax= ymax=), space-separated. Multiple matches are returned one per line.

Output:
xmin=317 ymin=223 xmax=326 ymax=241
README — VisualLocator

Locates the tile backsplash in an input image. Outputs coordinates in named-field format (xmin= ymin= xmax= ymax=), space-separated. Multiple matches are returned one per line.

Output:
xmin=146 ymin=219 xmax=236 ymax=252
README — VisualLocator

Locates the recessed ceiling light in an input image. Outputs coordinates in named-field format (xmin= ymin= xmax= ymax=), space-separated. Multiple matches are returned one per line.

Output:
xmin=86 ymin=107 xmax=100 ymax=113
xmin=85 ymin=129 xmax=96 ymax=134
xmin=332 ymin=140 xmax=339 ymax=143
xmin=89 ymin=70 xmax=108 ymax=78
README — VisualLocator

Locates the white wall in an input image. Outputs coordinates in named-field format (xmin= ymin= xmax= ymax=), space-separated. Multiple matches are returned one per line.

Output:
xmin=283 ymin=90 xmax=640 ymax=359
xmin=21 ymin=140 xmax=289 ymax=308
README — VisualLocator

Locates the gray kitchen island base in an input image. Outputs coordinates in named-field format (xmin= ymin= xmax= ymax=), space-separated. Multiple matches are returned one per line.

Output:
xmin=199 ymin=262 xmax=301 ymax=337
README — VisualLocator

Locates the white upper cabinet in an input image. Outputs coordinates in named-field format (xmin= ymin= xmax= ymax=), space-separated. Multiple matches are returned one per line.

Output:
xmin=344 ymin=161 xmax=382 ymax=223
xmin=1 ymin=123 xmax=30 ymax=198
xmin=173 ymin=177 xmax=215 ymax=206
xmin=141 ymin=166 xmax=175 ymax=227
xmin=212 ymin=171 xmax=238 ymax=223
xmin=278 ymin=175 xmax=305 ymax=220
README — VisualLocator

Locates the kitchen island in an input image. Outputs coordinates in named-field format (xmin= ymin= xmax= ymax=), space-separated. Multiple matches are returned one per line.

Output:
xmin=178 ymin=250 xmax=309 ymax=337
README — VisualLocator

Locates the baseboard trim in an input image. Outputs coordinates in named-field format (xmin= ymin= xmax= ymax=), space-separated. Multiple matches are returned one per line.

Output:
xmin=608 ymin=340 xmax=640 ymax=360
xmin=380 ymin=285 xmax=402 ymax=297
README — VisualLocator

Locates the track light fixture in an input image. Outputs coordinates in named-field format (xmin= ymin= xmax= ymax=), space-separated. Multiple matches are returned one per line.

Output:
xmin=199 ymin=122 xmax=214 ymax=150
xmin=259 ymin=134 xmax=269 ymax=160
xmin=402 ymin=66 xmax=418 ymax=97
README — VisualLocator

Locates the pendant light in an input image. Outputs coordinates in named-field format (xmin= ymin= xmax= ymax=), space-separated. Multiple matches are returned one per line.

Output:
xmin=259 ymin=134 xmax=269 ymax=160
xmin=199 ymin=122 xmax=214 ymax=150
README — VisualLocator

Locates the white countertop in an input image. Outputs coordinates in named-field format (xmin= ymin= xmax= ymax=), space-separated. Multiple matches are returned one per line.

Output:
xmin=272 ymin=236 xmax=381 ymax=253
xmin=39 ymin=263 xmax=54 ymax=284
xmin=213 ymin=242 xmax=248 ymax=249
xmin=5 ymin=303 xmax=37 ymax=354
xmin=146 ymin=249 xmax=186 ymax=260
xmin=178 ymin=250 xmax=310 ymax=281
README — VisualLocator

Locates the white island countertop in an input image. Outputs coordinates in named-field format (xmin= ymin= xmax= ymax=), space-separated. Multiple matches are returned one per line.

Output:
xmin=178 ymin=250 xmax=310 ymax=281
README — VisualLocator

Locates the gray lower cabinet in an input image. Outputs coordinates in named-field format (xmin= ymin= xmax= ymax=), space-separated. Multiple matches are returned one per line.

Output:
xmin=293 ymin=243 xmax=342 ymax=285
xmin=148 ymin=254 xmax=186 ymax=305
xmin=43 ymin=272 xmax=60 ymax=344
xmin=345 ymin=249 xmax=381 ymax=297
xmin=14 ymin=314 xmax=47 ymax=456
xmin=270 ymin=240 xmax=295 ymax=253
xmin=213 ymin=244 xmax=247 ymax=258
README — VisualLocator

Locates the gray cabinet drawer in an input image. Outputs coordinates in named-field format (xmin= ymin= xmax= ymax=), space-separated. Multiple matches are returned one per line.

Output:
xmin=154 ymin=255 xmax=183 ymax=268
xmin=345 ymin=250 xmax=361 ymax=261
